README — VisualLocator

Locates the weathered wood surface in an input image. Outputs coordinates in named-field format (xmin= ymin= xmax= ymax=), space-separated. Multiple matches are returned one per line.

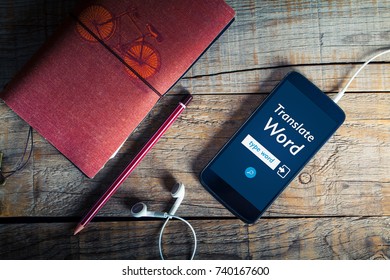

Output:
xmin=0 ymin=0 xmax=389 ymax=259
xmin=2 ymin=1 xmax=390 ymax=92
xmin=1 ymin=93 xmax=389 ymax=217
xmin=0 ymin=217 xmax=388 ymax=259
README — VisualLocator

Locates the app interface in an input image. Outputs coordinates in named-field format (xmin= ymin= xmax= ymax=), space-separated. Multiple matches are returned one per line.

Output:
xmin=210 ymin=80 xmax=339 ymax=211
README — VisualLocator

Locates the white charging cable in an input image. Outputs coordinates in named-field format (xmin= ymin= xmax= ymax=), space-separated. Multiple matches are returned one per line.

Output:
xmin=333 ymin=48 xmax=390 ymax=104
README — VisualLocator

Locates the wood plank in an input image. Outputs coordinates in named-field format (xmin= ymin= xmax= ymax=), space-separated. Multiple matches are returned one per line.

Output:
xmin=248 ymin=217 xmax=390 ymax=260
xmin=0 ymin=219 xmax=248 ymax=260
xmin=1 ymin=1 xmax=390 ymax=90
xmin=1 ymin=93 xmax=388 ymax=217
xmin=0 ymin=217 xmax=388 ymax=259
xmin=188 ymin=0 xmax=390 ymax=76
xmin=180 ymin=63 xmax=390 ymax=94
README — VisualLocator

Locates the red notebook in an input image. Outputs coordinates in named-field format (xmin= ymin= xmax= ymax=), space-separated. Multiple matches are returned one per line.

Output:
xmin=0 ymin=0 xmax=235 ymax=178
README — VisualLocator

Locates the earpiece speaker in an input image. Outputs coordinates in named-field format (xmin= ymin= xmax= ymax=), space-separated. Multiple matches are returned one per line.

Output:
xmin=131 ymin=202 xmax=167 ymax=218
xmin=130 ymin=182 xmax=185 ymax=218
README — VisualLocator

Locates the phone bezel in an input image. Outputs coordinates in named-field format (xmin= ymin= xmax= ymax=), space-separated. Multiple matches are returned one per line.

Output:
xmin=199 ymin=71 xmax=346 ymax=223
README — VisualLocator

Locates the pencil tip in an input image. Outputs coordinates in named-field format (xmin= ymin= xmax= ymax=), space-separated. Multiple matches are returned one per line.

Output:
xmin=73 ymin=224 xmax=84 ymax=235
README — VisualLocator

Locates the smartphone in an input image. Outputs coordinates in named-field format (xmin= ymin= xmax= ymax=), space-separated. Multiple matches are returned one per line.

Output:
xmin=200 ymin=71 xmax=345 ymax=223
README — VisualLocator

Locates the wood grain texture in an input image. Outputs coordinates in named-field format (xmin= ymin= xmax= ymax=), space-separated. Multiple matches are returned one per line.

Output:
xmin=0 ymin=0 xmax=389 ymax=260
xmin=187 ymin=0 xmax=390 ymax=79
xmin=1 ymin=93 xmax=389 ymax=217
xmin=248 ymin=217 xmax=390 ymax=260
xmin=1 ymin=1 xmax=390 ymax=91
xmin=0 ymin=217 xmax=388 ymax=259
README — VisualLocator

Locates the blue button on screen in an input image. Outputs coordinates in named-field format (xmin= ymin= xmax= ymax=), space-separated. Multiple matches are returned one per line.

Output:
xmin=245 ymin=167 xmax=256 ymax=178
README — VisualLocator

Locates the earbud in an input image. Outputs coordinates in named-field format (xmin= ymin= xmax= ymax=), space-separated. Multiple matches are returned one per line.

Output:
xmin=169 ymin=182 xmax=185 ymax=215
xmin=131 ymin=202 xmax=167 ymax=218
xmin=131 ymin=182 xmax=185 ymax=218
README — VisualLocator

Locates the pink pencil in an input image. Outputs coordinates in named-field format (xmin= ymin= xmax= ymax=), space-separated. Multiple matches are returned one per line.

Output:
xmin=74 ymin=94 xmax=193 ymax=235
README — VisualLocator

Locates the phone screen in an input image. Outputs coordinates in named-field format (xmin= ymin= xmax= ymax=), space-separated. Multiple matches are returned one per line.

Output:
xmin=201 ymin=72 xmax=345 ymax=222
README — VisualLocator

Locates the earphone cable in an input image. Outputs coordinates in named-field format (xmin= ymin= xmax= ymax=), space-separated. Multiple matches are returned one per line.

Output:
xmin=158 ymin=214 xmax=197 ymax=260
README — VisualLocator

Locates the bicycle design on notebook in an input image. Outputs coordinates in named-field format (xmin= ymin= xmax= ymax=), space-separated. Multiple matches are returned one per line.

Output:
xmin=76 ymin=4 xmax=163 ymax=79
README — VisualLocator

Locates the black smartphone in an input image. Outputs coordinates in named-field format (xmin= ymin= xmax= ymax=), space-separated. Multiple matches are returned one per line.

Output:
xmin=200 ymin=71 xmax=345 ymax=223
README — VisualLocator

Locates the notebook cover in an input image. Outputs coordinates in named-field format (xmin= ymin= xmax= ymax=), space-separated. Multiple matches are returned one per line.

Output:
xmin=0 ymin=0 xmax=235 ymax=178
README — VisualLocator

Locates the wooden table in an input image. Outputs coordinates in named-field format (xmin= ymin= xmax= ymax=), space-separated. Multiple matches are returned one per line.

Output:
xmin=0 ymin=0 xmax=389 ymax=260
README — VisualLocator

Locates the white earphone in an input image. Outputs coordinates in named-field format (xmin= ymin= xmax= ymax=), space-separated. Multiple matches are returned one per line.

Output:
xmin=130 ymin=182 xmax=197 ymax=260
xmin=130 ymin=182 xmax=185 ymax=218
xmin=168 ymin=182 xmax=185 ymax=215
xmin=130 ymin=202 xmax=168 ymax=218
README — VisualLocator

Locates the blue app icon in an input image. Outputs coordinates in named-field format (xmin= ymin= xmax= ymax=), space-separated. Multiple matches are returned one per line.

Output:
xmin=245 ymin=167 xmax=256 ymax=179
